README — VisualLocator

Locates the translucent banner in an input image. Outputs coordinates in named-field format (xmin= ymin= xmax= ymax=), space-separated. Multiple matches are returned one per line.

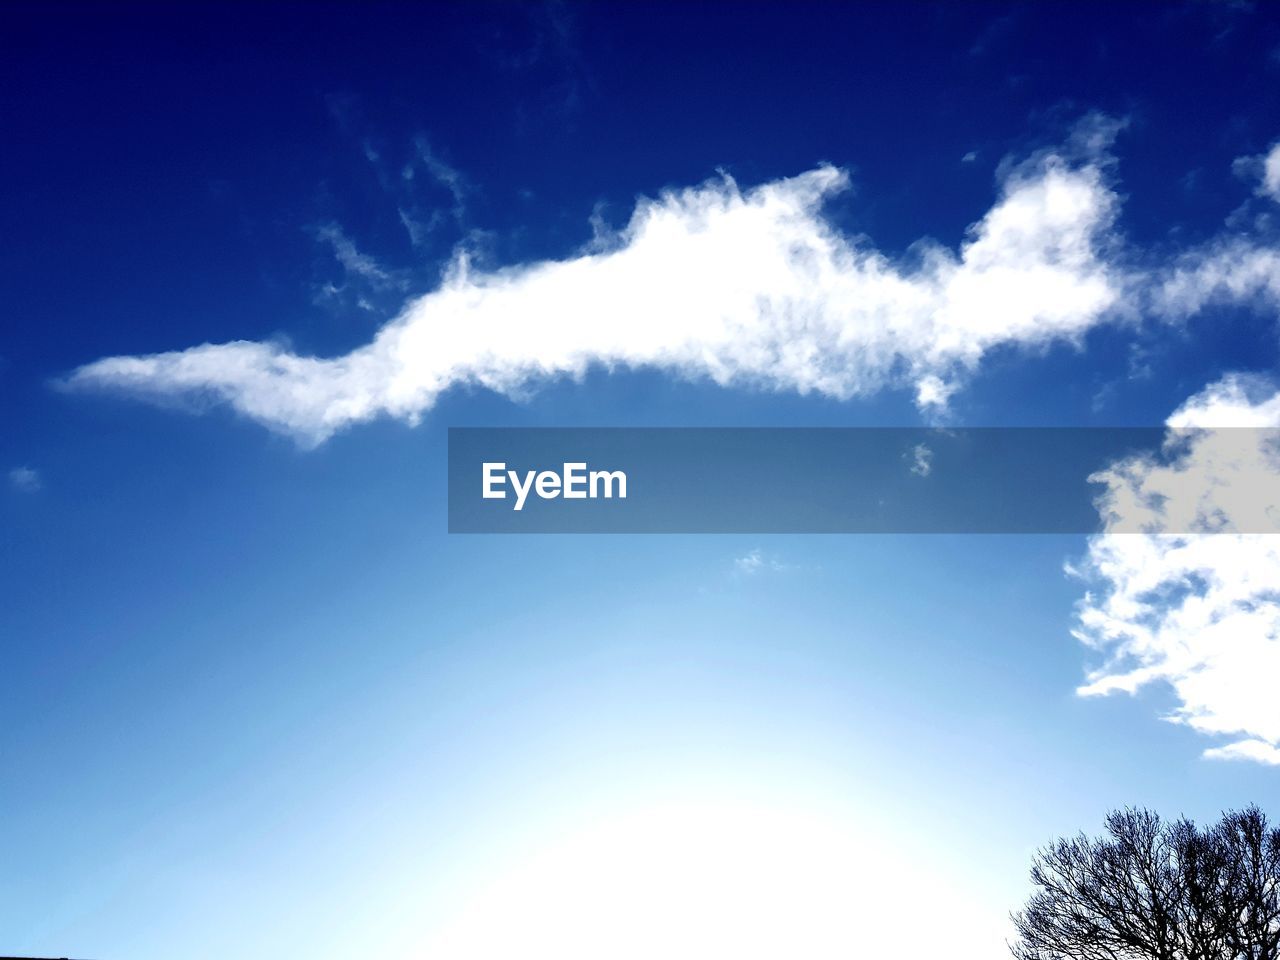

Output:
xmin=447 ymin=427 xmax=1280 ymax=534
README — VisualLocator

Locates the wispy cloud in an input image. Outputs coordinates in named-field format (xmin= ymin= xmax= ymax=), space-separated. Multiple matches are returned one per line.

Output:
xmin=1153 ymin=239 xmax=1280 ymax=319
xmin=408 ymin=135 xmax=469 ymax=216
xmin=65 ymin=122 xmax=1133 ymax=445
xmin=733 ymin=549 xmax=790 ymax=576
xmin=968 ymin=11 xmax=1018 ymax=59
xmin=1203 ymin=739 xmax=1280 ymax=765
xmin=1073 ymin=374 xmax=1280 ymax=764
xmin=394 ymin=135 xmax=472 ymax=247
xmin=1265 ymin=144 xmax=1280 ymax=202
xmin=326 ymin=93 xmax=475 ymax=250
xmin=907 ymin=443 xmax=934 ymax=477
xmin=484 ymin=0 xmax=595 ymax=121
xmin=314 ymin=223 xmax=399 ymax=287
xmin=9 ymin=466 xmax=40 ymax=492
xmin=1232 ymin=141 xmax=1280 ymax=203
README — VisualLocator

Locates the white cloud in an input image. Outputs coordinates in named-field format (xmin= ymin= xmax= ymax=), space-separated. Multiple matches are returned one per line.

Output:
xmin=1152 ymin=240 xmax=1280 ymax=319
xmin=1267 ymin=144 xmax=1280 ymax=202
xmin=409 ymin=134 xmax=469 ymax=215
xmin=66 ymin=142 xmax=1125 ymax=445
xmin=1140 ymin=141 xmax=1280 ymax=323
xmin=1233 ymin=141 xmax=1280 ymax=203
xmin=395 ymin=136 xmax=470 ymax=245
xmin=1089 ymin=376 xmax=1280 ymax=534
xmin=8 ymin=466 xmax=40 ymax=492
xmin=734 ymin=549 xmax=789 ymax=576
xmin=1203 ymin=739 xmax=1280 ymax=765
xmin=1072 ymin=375 xmax=1280 ymax=763
xmin=315 ymin=223 xmax=399 ymax=286
xmin=908 ymin=442 xmax=933 ymax=477
xmin=399 ymin=206 xmax=444 ymax=247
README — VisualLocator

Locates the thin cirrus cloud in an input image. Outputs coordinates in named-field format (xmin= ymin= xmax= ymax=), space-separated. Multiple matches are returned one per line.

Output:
xmin=8 ymin=466 xmax=41 ymax=493
xmin=733 ymin=549 xmax=790 ymax=576
xmin=64 ymin=125 xmax=1128 ymax=446
xmin=907 ymin=443 xmax=934 ymax=478
xmin=314 ymin=223 xmax=404 ymax=289
xmin=1073 ymin=375 xmax=1280 ymax=765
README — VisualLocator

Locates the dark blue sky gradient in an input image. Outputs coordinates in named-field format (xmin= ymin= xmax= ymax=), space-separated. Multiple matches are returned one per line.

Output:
xmin=4 ymin=4 xmax=1280 ymax=958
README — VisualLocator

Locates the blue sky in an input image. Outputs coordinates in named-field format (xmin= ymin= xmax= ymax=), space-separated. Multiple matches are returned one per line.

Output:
xmin=4 ymin=3 xmax=1280 ymax=958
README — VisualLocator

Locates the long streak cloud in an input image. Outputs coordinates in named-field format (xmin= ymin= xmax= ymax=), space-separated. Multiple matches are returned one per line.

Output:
xmin=66 ymin=147 xmax=1124 ymax=445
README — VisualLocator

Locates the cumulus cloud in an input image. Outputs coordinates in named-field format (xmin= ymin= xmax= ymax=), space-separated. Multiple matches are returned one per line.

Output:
xmin=1072 ymin=375 xmax=1280 ymax=763
xmin=1089 ymin=377 xmax=1280 ymax=534
xmin=65 ymin=140 xmax=1125 ymax=445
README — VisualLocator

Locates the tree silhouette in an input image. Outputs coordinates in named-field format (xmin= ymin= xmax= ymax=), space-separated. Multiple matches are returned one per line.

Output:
xmin=1011 ymin=806 xmax=1280 ymax=960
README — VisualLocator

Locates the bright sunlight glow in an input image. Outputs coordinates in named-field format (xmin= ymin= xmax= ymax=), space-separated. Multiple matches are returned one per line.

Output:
xmin=414 ymin=795 xmax=1003 ymax=960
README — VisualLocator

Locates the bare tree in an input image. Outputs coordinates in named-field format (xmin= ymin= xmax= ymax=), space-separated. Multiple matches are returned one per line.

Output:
xmin=1011 ymin=806 xmax=1280 ymax=960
